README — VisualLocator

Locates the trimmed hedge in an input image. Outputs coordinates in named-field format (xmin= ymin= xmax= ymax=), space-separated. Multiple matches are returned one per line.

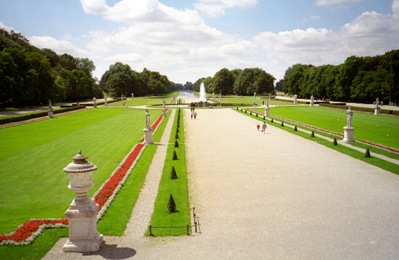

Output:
xmin=0 ymin=105 xmax=86 ymax=125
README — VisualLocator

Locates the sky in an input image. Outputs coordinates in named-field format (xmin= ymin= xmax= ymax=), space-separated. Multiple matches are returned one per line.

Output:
xmin=0 ymin=0 xmax=398 ymax=84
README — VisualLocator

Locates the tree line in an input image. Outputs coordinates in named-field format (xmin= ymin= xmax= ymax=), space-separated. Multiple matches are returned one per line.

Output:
xmin=1 ymin=28 xmax=398 ymax=107
xmin=183 ymin=67 xmax=275 ymax=96
xmin=0 ymin=29 xmax=175 ymax=108
xmin=99 ymin=63 xmax=175 ymax=97
xmin=281 ymin=50 xmax=399 ymax=104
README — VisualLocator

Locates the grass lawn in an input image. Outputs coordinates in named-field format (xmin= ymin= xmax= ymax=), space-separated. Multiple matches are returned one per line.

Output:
xmin=0 ymin=109 xmax=169 ymax=259
xmin=262 ymin=106 xmax=399 ymax=150
xmin=147 ymin=109 xmax=191 ymax=236
xmin=0 ymin=107 xmax=161 ymax=234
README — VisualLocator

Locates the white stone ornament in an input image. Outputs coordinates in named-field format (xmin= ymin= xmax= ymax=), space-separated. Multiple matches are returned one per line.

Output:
xmin=63 ymin=151 xmax=103 ymax=252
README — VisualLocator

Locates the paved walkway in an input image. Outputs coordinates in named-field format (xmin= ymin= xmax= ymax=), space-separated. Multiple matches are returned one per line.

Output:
xmin=45 ymin=108 xmax=399 ymax=259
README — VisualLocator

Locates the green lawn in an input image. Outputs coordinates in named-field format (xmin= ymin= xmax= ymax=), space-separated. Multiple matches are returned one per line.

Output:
xmin=0 ymin=107 xmax=162 ymax=234
xmin=265 ymin=106 xmax=399 ymax=150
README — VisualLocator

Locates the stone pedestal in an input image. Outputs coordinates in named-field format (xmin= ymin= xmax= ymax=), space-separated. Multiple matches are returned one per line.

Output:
xmin=63 ymin=151 xmax=103 ymax=253
xmin=163 ymin=108 xmax=167 ymax=117
xmin=343 ymin=126 xmax=355 ymax=142
xmin=264 ymin=108 xmax=270 ymax=117
xmin=144 ymin=128 xmax=154 ymax=144
xmin=374 ymin=107 xmax=380 ymax=115
xmin=63 ymin=200 xmax=103 ymax=252
xmin=48 ymin=110 xmax=54 ymax=118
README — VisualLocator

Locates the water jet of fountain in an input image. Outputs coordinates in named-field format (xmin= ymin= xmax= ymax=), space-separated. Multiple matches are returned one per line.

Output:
xmin=199 ymin=83 xmax=207 ymax=102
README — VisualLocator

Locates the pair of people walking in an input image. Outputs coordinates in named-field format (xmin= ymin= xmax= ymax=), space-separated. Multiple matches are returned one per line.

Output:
xmin=191 ymin=107 xmax=197 ymax=119
xmin=257 ymin=122 xmax=267 ymax=133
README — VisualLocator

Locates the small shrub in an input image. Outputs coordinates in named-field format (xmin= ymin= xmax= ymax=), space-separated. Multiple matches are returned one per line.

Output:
xmin=365 ymin=148 xmax=371 ymax=158
xmin=311 ymin=131 xmax=315 ymax=137
xmin=294 ymin=126 xmax=297 ymax=131
xmin=174 ymin=140 xmax=179 ymax=148
xmin=175 ymin=133 xmax=179 ymax=139
xmin=172 ymin=150 xmax=178 ymax=160
xmin=333 ymin=138 xmax=338 ymax=146
xmin=271 ymin=118 xmax=274 ymax=123
xmin=281 ymin=121 xmax=284 ymax=127
xmin=167 ymin=194 xmax=177 ymax=213
xmin=170 ymin=166 xmax=178 ymax=179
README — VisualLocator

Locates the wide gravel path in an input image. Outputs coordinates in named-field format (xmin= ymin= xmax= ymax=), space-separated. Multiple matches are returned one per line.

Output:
xmin=45 ymin=108 xmax=399 ymax=259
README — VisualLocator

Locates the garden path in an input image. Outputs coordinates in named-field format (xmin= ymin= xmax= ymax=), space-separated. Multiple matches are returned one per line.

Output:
xmin=45 ymin=108 xmax=399 ymax=259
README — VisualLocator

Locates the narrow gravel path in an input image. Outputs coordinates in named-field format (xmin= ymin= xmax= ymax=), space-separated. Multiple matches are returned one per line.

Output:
xmin=45 ymin=108 xmax=399 ymax=259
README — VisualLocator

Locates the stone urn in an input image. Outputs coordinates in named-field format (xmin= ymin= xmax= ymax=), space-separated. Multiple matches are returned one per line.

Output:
xmin=63 ymin=151 xmax=103 ymax=252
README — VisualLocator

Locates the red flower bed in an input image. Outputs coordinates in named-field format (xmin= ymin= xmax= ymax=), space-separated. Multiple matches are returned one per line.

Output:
xmin=0 ymin=218 xmax=68 ymax=245
xmin=94 ymin=143 xmax=144 ymax=211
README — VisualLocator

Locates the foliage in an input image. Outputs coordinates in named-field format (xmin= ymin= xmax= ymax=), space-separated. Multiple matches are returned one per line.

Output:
xmin=167 ymin=194 xmax=177 ymax=213
xmin=282 ymin=50 xmax=399 ymax=103
xmin=0 ymin=28 xmax=101 ymax=107
xmin=99 ymin=64 xmax=175 ymax=97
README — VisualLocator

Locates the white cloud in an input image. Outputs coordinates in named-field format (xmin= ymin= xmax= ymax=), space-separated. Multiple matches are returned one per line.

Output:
xmin=0 ymin=21 xmax=15 ymax=32
xmin=315 ymin=0 xmax=362 ymax=7
xmin=29 ymin=36 xmax=89 ymax=57
xmin=25 ymin=0 xmax=399 ymax=83
xmin=194 ymin=0 xmax=257 ymax=17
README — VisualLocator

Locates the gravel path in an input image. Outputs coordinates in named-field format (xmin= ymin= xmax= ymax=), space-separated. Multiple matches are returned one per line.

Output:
xmin=45 ymin=108 xmax=399 ymax=259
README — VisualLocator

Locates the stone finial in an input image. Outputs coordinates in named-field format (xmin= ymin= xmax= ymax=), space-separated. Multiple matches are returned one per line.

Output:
xmin=63 ymin=151 xmax=97 ymax=173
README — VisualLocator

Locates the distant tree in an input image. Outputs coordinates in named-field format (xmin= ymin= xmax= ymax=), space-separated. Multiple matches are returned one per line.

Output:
xmin=275 ymin=79 xmax=284 ymax=92
xmin=212 ymin=68 xmax=234 ymax=95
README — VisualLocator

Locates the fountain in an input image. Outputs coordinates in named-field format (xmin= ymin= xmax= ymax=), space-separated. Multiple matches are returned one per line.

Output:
xmin=199 ymin=83 xmax=207 ymax=102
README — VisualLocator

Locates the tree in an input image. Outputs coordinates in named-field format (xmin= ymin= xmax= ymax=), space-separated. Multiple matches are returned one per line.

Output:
xmin=283 ymin=64 xmax=314 ymax=96
xmin=0 ymin=51 xmax=20 ymax=107
xmin=212 ymin=68 xmax=234 ymax=95
xmin=275 ymin=79 xmax=284 ymax=92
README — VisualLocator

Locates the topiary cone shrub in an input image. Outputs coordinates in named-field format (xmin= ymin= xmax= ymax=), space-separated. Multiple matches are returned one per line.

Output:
xmin=263 ymin=116 xmax=265 ymax=120
xmin=281 ymin=121 xmax=284 ymax=127
xmin=365 ymin=148 xmax=371 ymax=158
xmin=333 ymin=138 xmax=338 ymax=146
xmin=167 ymin=194 xmax=176 ymax=213
xmin=294 ymin=126 xmax=297 ymax=131
xmin=173 ymin=150 xmax=178 ymax=160
xmin=311 ymin=131 xmax=315 ymax=137
xmin=256 ymin=113 xmax=258 ymax=117
xmin=174 ymin=140 xmax=179 ymax=148
xmin=175 ymin=133 xmax=179 ymax=139
xmin=271 ymin=118 xmax=274 ymax=123
xmin=170 ymin=166 xmax=178 ymax=179
xmin=176 ymin=127 xmax=179 ymax=133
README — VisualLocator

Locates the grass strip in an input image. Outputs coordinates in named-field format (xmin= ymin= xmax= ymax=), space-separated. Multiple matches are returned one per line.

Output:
xmin=146 ymin=109 xmax=191 ymax=236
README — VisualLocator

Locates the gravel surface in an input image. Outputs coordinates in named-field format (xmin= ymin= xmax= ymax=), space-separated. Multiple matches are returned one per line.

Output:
xmin=45 ymin=108 xmax=399 ymax=259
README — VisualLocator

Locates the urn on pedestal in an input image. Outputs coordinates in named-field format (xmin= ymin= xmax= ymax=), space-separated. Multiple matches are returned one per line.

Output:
xmin=62 ymin=151 xmax=103 ymax=252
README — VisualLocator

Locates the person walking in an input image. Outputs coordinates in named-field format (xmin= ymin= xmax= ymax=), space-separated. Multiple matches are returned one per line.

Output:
xmin=257 ymin=124 xmax=260 ymax=131
xmin=262 ymin=122 xmax=267 ymax=133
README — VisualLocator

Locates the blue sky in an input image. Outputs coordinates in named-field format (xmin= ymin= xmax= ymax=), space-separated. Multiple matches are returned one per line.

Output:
xmin=1 ymin=0 xmax=398 ymax=83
